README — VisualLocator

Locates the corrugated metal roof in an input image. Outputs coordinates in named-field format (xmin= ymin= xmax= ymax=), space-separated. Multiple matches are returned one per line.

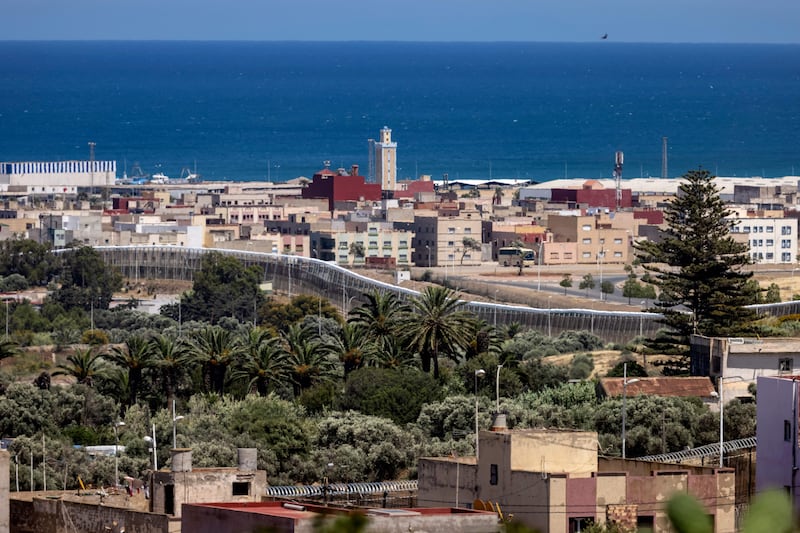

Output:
xmin=638 ymin=437 xmax=756 ymax=463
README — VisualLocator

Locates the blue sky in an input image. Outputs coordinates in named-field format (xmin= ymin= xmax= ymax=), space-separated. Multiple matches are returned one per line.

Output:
xmin=3 ymin=0 xmax=798 ymax=43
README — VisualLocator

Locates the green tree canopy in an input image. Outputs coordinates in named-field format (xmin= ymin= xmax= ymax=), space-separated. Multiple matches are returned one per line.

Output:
xmin=635 ymin=168 xmax=757 ymax=352
xmin=175 ymin=252 xmax=265 ymax=324
xmin=0 ymin=239 xmax=58 ymax=286
xmin=52 ymin=246 xmax=124 ymax=311
xmin=559 ymin=274 xmax=573 ymax=295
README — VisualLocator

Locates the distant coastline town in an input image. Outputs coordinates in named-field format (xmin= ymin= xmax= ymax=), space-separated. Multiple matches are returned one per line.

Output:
xmin=0 ymin=126 xmax=798 ymax=271
xmin=1 ymin=126 xmax=799 ymax=533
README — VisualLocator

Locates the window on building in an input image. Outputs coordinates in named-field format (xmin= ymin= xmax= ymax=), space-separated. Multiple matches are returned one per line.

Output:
xmin=614 ymin=238 xmax=623 ymax=244
xmin=448 ymin=241 xmax=455 ymax=247
xmin=582 ymin=224 xmax=591 ymax=231
xmin=448 ymin=227 xmax=455 ymax=234
xmin=783 ymin=252 xmax=792 ymax=262
xmin=767 ymin=239 xmax=774 ymax=247
xmin=490 ymin=464 xmax=498 ymax=485
xmin=785 ymin=420 xmax=792 ymax=442
xmin=232 ymin=482 xmax=250 ymax=496
xmin=783 ymin=226 xmax=793 ymax=235
xmin=782 ymin=240 xmax=791 ymax=249
xmin=766 ymin=253 xmax=774 ymax=260
xmin=464 ymin=228 xmax=472 ymax=234
xmin=767 ymin=226 xmax=774 ymax=233
xmin=614 ymin=251 xmax=622 ymax=257
xmin=582 ymin=252 xmax=591 ymax=258
xmin=779 ymin=358 xmax=793 ymax=372
xmin=582 ymin=238 xmax=591 ymax=244
xmin=743 ymin=226 xmax=751 ymax=233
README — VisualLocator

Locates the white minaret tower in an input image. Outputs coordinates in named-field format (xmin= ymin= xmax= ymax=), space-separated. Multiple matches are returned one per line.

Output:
xmin=374 ymin=126 xmax=397 ymax=191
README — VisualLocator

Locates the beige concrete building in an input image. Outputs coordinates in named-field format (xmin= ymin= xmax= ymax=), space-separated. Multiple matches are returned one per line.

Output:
xmin=150 ymin=448 xmax=267 ymax=523
xmin=417 ymin=429 xmax=734 ymax=533
xmin=413 ymin=209 xmax=484 ymax=267
xmin=547 ymin=213 xmax=632 ymax=265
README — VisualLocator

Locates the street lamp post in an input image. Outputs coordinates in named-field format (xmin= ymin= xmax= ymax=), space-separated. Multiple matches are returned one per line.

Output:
xmin=144 ymin=424 xmax=157 ymax=471
xmin=493 ymin=290 xmax=498 ymax=329
xmin=425 ymin=245 xmax=431 ymax=267
xmin=598 ymin=249 xmax=606 ymax=300
xmin=495 ymin=364 xmax=503 ymax=413
xmin=639 ymin=300 xmax=646 ymax=338
xmin=537 ymin=241 xmax=543 ymax=291
xmin=113 ymin=421 xmax=125 ymax=489
xmin=475 ymin=369 xmax=486 ymax=460
xmin=172 ymin=400 xmax=184 ymax=449
xmin=621 ymin=363 xmax=640 ymax=459
xmin=547 ymin=296 xmax=552 ymax=337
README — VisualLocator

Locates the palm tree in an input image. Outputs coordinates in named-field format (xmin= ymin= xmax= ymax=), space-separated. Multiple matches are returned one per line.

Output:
xmin=150 ymin=334 xmax=192 ymax=409
xmin=328 ymin=322 xmax=376 ymax=377
xmin=232 ymin=330 xmax=289 ymax=396
xmin=188 ymin=326 xmax=244 ymax=394
xmin=348 ymin=290 xmax=407 ymax=351
xmin=104 ymin=335 xmax=154 ymax=406
xmin=366 ymin=336 xmax=418 ymax=370
xmin=401 ymin=286 xmax=475 ymax=379
xmin=53 ymin=347 xmax=106 ymax=386
xmin=282 ymin=323 xmax=337 ymax=396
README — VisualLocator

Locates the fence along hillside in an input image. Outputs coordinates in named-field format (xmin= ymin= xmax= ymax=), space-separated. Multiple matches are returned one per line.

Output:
xmin=56 ymin=246 xmax=800 ymax=345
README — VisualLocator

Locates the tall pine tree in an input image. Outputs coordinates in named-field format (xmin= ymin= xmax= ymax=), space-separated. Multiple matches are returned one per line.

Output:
xmin=636 ymin=168 xmax=757 ymax=356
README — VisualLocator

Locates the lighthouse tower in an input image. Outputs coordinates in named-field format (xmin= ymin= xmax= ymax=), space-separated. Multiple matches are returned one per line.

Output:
xmin=374 ymin=126 xmax=397 ymax=191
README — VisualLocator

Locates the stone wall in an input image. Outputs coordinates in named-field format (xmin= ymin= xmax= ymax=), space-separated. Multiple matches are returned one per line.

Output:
xmin=10 ymin=498 xmax=169 ymax=533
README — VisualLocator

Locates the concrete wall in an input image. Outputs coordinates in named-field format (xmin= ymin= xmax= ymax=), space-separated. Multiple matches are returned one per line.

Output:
xmin=10 ymin=498 xmax=169 ymax=533
xmin=480 ymin=430 xmax=597 ymax=477
xmin=0 ymin=451 xmax=8 ymax=533
xmin=416 ymin=459 xmax=478 ymax=509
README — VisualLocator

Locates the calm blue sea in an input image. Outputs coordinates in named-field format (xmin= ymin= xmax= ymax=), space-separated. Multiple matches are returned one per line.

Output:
xmin=0 ymin=41 xmax=799 ymax=182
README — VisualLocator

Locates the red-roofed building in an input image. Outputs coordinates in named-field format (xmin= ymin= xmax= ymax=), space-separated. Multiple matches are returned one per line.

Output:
xmin=301 ymin=165 xmax=382 ymax=211
xmin=551 ymin=180 xmax=633 ymax=210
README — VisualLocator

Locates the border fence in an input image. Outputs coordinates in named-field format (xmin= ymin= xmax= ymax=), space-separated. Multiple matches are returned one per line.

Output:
xmin=71 ymin=246 xmax=800 ymax=345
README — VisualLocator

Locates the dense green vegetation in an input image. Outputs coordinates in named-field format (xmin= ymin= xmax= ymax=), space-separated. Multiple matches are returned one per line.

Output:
xmin=636 ymin=168 xmax=757 ymax=357
xmin=0 ymin=236 xmax=764 ymax=492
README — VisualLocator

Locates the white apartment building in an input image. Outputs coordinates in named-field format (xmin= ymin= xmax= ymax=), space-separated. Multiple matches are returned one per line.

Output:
xmin=729 ymin=216 xmax=798 ymax=264
xmin=325 ymin=222 xmax=413 ymax=267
